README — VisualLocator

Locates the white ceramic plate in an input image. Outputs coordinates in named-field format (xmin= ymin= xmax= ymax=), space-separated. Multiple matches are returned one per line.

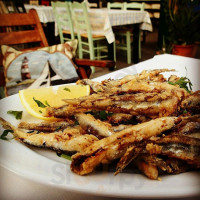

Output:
xmin=0 ymin=55 xmax=200 ymax=198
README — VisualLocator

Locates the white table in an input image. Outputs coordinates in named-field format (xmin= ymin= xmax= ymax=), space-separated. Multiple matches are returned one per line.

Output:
xmin=24 ymin=5 xmax=152 ymax=43
xmin=24 ymin=5 xmax=152 ymax=63
xmin=1 ymin=54 xmax=200 ymax=200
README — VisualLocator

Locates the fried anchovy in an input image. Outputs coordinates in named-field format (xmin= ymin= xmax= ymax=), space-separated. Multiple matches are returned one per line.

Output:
xmin=70 ymin=117 xmax=178 ymax=175
xmin=45 ymin=84 xmax=187 ymax=118
xmin=0 ymin=117 xmax=98 ymax=153
xmin=77 ymin=69 xmax=174 ymax=94
xmin=115 ymin=115 xmax=200 ymax=175
xmin=76 ymin=79 xmax=106 ymax=93
xmin=171 ymin=115 xmax=200 ymax=138
xmin=76 ymin=113 xmax=113 ymax=137
xmin=145 ymin=135 xmax=200 ymax=167
xmin=181 ymin=90 xmax=200 ymax=114
xmin=76 ymin=113 xmax=132 ymax=138
xmin=18 ymin=120 xmax=73 ymax=132
xmin=102 ymin=69 xmax=175 ymax=90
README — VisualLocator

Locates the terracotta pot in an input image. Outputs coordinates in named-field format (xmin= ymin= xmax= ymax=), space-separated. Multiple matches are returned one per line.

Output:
xmin=172 ymin=44 xmax=194 ymax=57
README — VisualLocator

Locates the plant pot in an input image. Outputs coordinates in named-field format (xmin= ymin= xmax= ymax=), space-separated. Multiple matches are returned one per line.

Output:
xmin=172 ymin=44 xmax=194 ymax=57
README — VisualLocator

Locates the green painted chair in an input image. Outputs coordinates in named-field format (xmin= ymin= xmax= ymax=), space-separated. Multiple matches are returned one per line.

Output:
xmin=121 ymin=2 xmax=145 ymax=64
xmin=52 ymin=1 xmax=75 ymax=43
xmin=107 ymin=2 xmax=124 ymax=10
xmin=71 ymin=1 xmax=116 ymax=73
xmin=109 ymin=2 xmax=145 ymax=64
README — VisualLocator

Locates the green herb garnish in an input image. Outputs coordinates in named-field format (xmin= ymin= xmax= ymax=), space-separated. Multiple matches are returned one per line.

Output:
xmin=64 ymin=87 xmax=71 ymax=92
xmin=27 ymin=130 xmax=35 ymax=133
xmin=89 ymin=111 xmax=113 ymax=121
xmin=183 ymin=109 xmax=188 ymax=114
xmin=168 ymin=77 xmax=192 ymax=93
xmin=0 ymin=129 xmax=14 ymax=140
xmin=56 ymin=126 xmax=62 ymax=131
xmin=74 ymin=120 xmax=79 ymax=126
xmin=7 ymin=110 xmax=23 ymax=120
xmin=45 ymin=100 xmax=50 ymax=107
xmin=33 ymin=97 xmax=47 ymax=108
xmin=56 ymin=152 xmax=72 ymax=161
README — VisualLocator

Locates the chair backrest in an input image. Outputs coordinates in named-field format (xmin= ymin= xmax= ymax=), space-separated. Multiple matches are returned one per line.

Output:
xmin=0 ymin=9 xmax=48 ymax=50
xmin=124 ymin=2 xmax=145 ymax=11
xmin=71 ymin=2 xmax=93 ymax=42
xmin=51 ymin=1 xmax=75 ymax=43
xmin=0 ymin=9 xmax=49 ymax=92
xmin=107 ymin=2 xmax=124 ymax=10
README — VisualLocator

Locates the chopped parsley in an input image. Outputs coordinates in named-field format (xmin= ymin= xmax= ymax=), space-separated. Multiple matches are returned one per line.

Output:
xmin=7 ymin=110 xmax=23 ymax=120
xmin=33 ymin=97 xmax=47 ymax=108
xmin=56 ymin=152 xmax=72 ymax=161
xmin=89 ymin=110 xmax=113 ymax=121
xmin=0 ymin=129 xmax=14 ymax=140
xmin=44 ymin=100 xmax=50 ymax=107
xmin=182 ymin=109 xmax=188 ymax=114
xmin=63 ymin=87 xmax=71 ymax=92
xmin=27 ymin=130 xmax=35 ymax=133
xmin=55 ymin=126 xmax=62 ymax=131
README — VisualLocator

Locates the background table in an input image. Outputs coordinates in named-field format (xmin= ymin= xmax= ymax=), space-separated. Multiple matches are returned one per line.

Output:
xmin=24 ymin=5 xmax=152 ymax=63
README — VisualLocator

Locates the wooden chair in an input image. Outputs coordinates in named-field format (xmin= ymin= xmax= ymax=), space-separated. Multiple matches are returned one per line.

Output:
xmin=71 ymin=1 xmax=116 ymax=73
xmin=51 ymin=1 xmax=75 ymax=44
xmin=0 ymin=9 xmax=115 ymax=97
xmin=112 ymin=2 xmax=145 ymax=64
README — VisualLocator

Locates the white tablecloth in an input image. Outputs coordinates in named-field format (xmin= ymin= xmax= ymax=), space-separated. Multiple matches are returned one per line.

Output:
xmin=24 ymin=5 xmax=152 ymax=44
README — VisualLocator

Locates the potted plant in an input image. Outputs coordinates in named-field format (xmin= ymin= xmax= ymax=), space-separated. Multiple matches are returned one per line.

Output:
xmin=164 ymin=0 xmax=200 ymax=57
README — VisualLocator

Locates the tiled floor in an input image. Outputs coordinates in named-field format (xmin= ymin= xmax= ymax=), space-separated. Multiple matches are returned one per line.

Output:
xmin=90 ymin=26 xmax=159 ymax=79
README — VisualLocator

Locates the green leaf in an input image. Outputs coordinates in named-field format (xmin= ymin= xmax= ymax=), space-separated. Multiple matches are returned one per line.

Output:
xmin=89 ymin=111 xmax=113 ymax=121
xmin=0 ymin=129 xmax=14 ymax=140
xmin=63 ymin=87 xmax=71 ymax=92
xmin=56 ymin=152 xmax=72 ymax=161
xmin=55 ymin=126 xmax=62 ymax=131
xmin=33 ymin=97 xmax=47 ymax=108
xmin=44 ymin=100 xmax=50 ymax=107
xmin=183 ymin=110 xmax=187 ymax=114
xmin=168 ymin=77 xmax=193 ymax=93
xmin=7 ymin=110 xmax=23 ymax=120
xmin=27 ymin=130 xmax=34 ymax=133
xmin=74 ymin=120 xmax=79 ymax=126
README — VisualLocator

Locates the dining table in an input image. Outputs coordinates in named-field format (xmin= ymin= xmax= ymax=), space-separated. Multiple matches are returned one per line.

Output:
xmin=0 ymin=54 xmax=200 ymax=200
xmin=24 ymin=4 xmax=153 ymax=64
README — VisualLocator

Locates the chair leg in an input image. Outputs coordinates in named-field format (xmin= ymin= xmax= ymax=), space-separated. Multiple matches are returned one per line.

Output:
xmin=113 ymin=41 xmax=116 ymax=62
xmin=139 ymin=30 xmax=142 ymax=59
xmin=78 ymin=41 xmax=83 ymax=59
xmin=126 ymin=31 xmax=131 ymax=64
xmin=97 ymin=41 xmax=101 ymax=60
xmin=89 ymin=41 xmax=95 ymax=73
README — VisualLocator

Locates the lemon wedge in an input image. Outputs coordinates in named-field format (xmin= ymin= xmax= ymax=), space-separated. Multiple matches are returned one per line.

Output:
xmin=19 ymin=85 xmax=90 ymax=120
